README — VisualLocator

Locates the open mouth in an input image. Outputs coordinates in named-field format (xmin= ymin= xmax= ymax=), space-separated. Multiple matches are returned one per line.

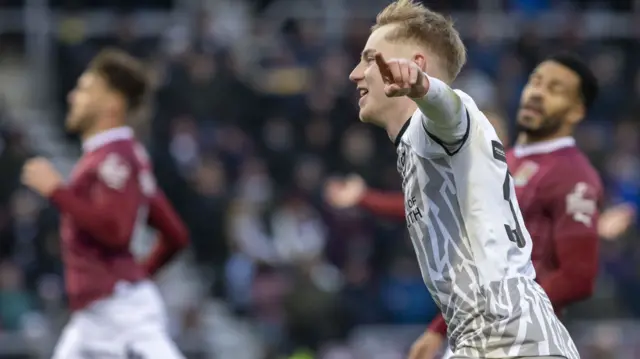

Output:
xmin=358 ymin=88 xmax=369 ymax=105
xmin=521 ymin=104 xmax=543 ymax=116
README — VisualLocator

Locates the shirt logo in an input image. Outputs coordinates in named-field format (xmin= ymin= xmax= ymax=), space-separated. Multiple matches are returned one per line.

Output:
xmin=98 ymin=153 xmax=131 ymax=190
xmin=566 ymin=182 xmax=597 ymax=227
xmin=513 ymin=161 xmax=539 ymax=187
xmin=405 ymin=195 xmax=423 ymax=229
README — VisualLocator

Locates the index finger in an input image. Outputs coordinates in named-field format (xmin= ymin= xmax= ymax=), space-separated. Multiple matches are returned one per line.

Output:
xmin=375 ymin=52 xmax=393 ymax=81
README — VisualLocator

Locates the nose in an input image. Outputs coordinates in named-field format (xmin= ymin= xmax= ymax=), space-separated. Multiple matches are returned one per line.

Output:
xmin=522 ymin=85 xmax=543 ymax=105
xmin=530 ymin=86 xmax=545 ymax=98
xmin=526 ymin=81 xmax=547 ymax=98
xmin=67 ymin=90 xmax=76 ymax=105
xmin=527 ymin=90 xmax=545 ymax=104
xmin=349 ymin=63 xmax=364 ymax=83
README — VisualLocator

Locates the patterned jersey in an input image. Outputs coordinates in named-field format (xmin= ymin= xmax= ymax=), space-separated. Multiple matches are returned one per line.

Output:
xmin=395 ymin=81 xmax=579 ymax=358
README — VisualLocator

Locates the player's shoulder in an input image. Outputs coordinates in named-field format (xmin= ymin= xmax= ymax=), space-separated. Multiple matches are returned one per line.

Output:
xmin=404 ymin=90 xmax=493 ymax=157
xmin=400 ymin=109 xmax=430 ymax=151
xmin=452 ymin=90 xmax=500 ymax=145
xmin=403 ymin=109 xmax=450 ymax=157
xmin=551 ymin=147 xmax=601 ymax=185
xmin=93 ymin=139 xmax=150 ymax=165
xmin=540 ymin=148 xmax=602 ymax=200
xmin=90 ymin=140 xmax=152 ymax=190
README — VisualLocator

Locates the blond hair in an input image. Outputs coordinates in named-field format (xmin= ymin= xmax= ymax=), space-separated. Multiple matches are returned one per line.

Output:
xmin=373 ymin=0 xmax=466 ymax=82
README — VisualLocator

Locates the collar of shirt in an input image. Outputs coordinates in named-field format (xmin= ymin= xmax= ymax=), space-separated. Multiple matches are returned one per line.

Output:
xmin=394 ymin=118 xmax=412 ymax=147
xmin=82 ymin=126 xmax=134 ymax=153
xmin=513 ymin=136 xmax=575 ymax=158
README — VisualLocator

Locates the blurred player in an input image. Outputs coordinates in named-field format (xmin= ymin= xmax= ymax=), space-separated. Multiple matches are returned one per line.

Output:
xmin=21 ymin=49 xmax=189 ymax=359
xmin=339 ymin=0 xmax=581 ymax=357
xmin=328 ymin=53 xmax=603 ymax=359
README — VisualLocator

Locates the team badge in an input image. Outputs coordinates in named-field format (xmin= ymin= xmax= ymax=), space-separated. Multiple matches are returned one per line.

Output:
xmin=513 ymin=161 xmax=539 ymax=187
xmin=98 ymin=153 xmax=131 ymax=190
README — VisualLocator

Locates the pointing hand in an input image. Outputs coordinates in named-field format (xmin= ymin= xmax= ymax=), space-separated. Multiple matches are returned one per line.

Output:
xmin=375 ymin=52 xmax=429 ymax=99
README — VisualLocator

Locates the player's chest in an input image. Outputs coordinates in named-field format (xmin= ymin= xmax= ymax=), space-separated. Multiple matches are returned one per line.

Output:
xmin=396 ymin=146 xmax=424 ymax=227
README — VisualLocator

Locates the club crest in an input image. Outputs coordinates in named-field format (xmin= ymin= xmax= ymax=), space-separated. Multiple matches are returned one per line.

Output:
xmin=513 ymin=161 xmax=539 ymax=187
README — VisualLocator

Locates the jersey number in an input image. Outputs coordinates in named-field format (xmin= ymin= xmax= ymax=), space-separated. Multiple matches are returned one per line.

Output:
xmin=503 ymin=171 xmax=526 ymax=248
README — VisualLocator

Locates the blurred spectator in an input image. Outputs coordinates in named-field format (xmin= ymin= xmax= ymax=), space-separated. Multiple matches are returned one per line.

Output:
xmin=380 ymin=255 xmax=437 ymax=325
xmin=0 ymin=260 xmax=34 ymax=331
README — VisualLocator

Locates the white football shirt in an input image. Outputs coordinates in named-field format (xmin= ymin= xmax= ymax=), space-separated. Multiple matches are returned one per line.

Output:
xmin=395 ymin=76 xmax=579 ymax=358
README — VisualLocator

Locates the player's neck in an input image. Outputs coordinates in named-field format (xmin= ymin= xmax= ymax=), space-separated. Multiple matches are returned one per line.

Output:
xmin=386 ymin=102 xmax=417 ymax=144
xmin=81 ymin=123 xmax=127 ymax=142
xmin=517 ymin=131 xmax=572 ymax=146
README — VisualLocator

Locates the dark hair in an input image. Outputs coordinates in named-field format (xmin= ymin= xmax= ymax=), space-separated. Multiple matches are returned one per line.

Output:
xmin=546 ymin=53 xmax=599 ymax=110
xmin=88 ymin=48 xmax=149 ymax=111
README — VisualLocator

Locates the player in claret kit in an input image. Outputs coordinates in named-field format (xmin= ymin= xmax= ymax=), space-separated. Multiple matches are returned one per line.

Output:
xmin=327 ymin=52 xmax=603 ymax=359
xmin=21 ymin=49 xmax=189 ymax=359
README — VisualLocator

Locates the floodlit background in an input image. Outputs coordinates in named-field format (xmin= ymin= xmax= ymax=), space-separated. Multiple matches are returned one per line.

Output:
xmin=0 ymin=0 xmax=640 ymax=358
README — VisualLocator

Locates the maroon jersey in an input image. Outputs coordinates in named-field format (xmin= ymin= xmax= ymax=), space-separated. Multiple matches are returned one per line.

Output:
xmin=507 ymin=137 xmax=602 ymax=312
xmin=50 ymin=127 xmax=189 ymax=310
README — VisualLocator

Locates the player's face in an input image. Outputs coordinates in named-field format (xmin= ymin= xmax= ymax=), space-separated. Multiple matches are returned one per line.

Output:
xmin=349 ymin=25 xmax=411 ymax=126
xmin=517 ymin=61 xmax=583 ymax=138
xmin=66 ymin=72 xmax=110 ymax=134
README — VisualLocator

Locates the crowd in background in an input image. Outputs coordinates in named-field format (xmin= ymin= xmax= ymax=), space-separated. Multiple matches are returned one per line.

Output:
xmin=2 ymin=0 xmax=640 ymax=358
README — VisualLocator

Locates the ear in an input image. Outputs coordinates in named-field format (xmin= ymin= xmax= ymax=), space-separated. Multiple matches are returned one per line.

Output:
xmin=566 ymin=102 xmax=585 ymax=126
xmin=412 ymin=53 xmax=427 ymax=72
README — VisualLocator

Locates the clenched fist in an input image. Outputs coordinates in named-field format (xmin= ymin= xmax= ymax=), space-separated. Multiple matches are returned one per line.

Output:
xmin=21 ymin=157 xmax=63 ymax=197
xmin=599 ymin=203 xmax=636 ymax=240
xmin=324 ymin=174 xmax=367 ymax=209
xmin=375 ymin=52 xmax=429 ymax=99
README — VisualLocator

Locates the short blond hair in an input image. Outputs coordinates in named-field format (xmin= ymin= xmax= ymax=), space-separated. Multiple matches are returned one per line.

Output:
xmin=373 ymin=0 xmax=466 ymax=82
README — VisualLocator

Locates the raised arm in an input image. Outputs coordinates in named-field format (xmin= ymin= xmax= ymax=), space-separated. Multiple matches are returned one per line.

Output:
xmin=412 ymin=75 xmax=469 ymax=148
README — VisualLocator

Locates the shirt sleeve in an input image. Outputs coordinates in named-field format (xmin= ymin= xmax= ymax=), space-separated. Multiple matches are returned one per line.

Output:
xmin=142 ymin=189 xmax=190 ymax=276
xmin=413 ymin=75 xmax=469 ymax=154
xmin=427 ymin=312 xmax=448 ymax=336
xmin=536 ymin=168 xmax=602 ymax=309
xmin=50 ymin=152 xmax=140 ymax=250
xmin=358 ymin=190 xmax=406 ymax=220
